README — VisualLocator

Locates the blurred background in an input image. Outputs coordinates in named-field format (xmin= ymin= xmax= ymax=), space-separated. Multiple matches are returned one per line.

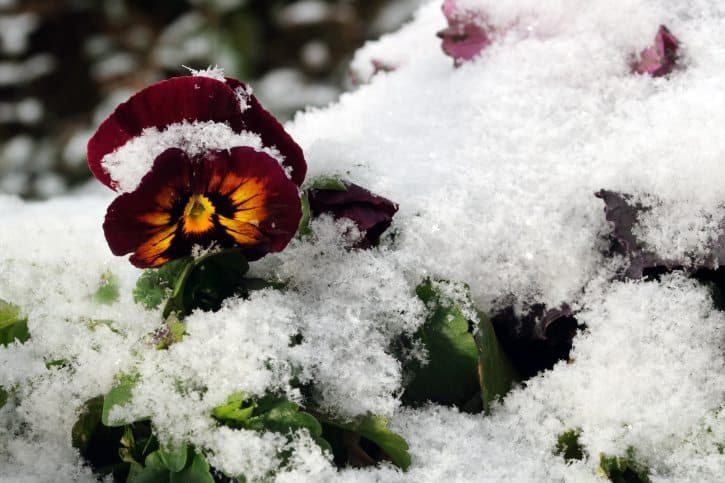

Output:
xmin=0 ymin=0 xmax=424 ymax=199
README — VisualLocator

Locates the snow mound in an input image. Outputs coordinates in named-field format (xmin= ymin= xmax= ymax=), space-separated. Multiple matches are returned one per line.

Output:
xmin=2 ymin=0 xmax=725 ymax=481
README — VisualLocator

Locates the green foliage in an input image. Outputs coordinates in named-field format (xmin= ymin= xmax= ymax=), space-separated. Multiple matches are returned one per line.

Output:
xmin=73 ymin=394 xmax=213 ymax=482
xmin=323 ymin=414 xmax=411 ymax=471
xmin=0 ymin=299 xmax=29 ymax=346
xmin=102 ymin=374 xmax=143 ymax=427
xmin=401 ymin=279 xmax=518 ymax=414
xmin=307 ymin=176 xmax=348 ymax=192
xmin=213 ymin=393 xmax=330 ymax=454
xmin=132 ymin=249 xmax=279 ymax=318
xmin=133 ymin=249 xmax=286 ymax=319
xmin=175 ymin=249 xmax=249 ymax=316
xmin=401 ymin=280 xmax=480 ymax=409
xmin=555 ymin=428 xmax=587 ymax=462
xmin=297 ymin=191 xmax=312 ymax=237
xmin=72 ymin=396 xmax=151 ymax=479
xmin=94 ymin=271 xmax=120 ymax=305
xmin=134 ymin=258 xmax=192 ymax=310
xmin=599 ymin=447 xmax=651 ymax=483
xmin=0 ymin=386 xmax=7 ymax=409
xmin=212 ymin=392 xmax=255 ymax=423
xmin=474 ymin=310 xmax=519 ymax=413
xmin=72 ymin=396 xmax=105 ymax=453
xmin=132 ymin=445 xmax=214 ymax=483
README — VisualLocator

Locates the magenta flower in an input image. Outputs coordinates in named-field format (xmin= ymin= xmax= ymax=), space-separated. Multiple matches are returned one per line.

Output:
xmin=632 ymin=25 xmax=680 ymax=77
xmin=438 ymin=0 xmax=493 ymax=66
xmin=308 ymin=181 xmax=398 ymax=247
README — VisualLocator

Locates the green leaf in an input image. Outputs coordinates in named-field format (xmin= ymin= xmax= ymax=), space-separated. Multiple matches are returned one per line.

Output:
xmin=102 ymin=374 xmax=142 ymax=427
xmin=0 ymin=299 xmax=29 ymax=346
xmin=402 ymin=280 xmax=480 ymax=408
xmin=134 ymin=258 xmax=192 ymax=310
xmin=156 ymin=443 xmax=188 ymax=472
xmin=86 ymin=319 xmax=120 ymax=334
xmin=94 ymin=271 xmax=120 ymax=305
xmin=599 ymin=447 xmax=651 ymax=483
xmin=323 ymin=414 xmax=411 ymax=471
xmin=214 ymin=394 xmax=330 ymax=461
xmin=72 ymin=396 xmax=131 ymax=476
xmin=130 ymin=465 xmax=169 ymax=483
xmin=307 ymin=176 xmax=348 ymax=191
xmin=72 ymin=396 xmax=104 ymax=453
xmin=474 ymin=310 xmax=519 ymax=413
xmin=297 ymin=191 xmax=312 ymax=237
xmin=0 ymin=386 xmax=7 ymax=409
xmin=212 ymin=392 xmax=255 ymax=423
xmin=170 ymin=451 xmax=214 ymax=483
xmin=177 ymin=249 xmax=249 ymax=316
xmin=126 ymin=461 xmax=145 ymax=481
xmin=555 ymin=428 xmax=587 ymax=462
xmin=245 ymin=396 xmax=322 ymax=438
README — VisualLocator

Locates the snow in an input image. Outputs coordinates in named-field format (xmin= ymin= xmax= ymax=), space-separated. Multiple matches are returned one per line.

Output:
xmin=101 ymin=121 xmax=283 ymax=193
xmin=185 ymin=64 xmax=227 ymax=82
xmin=2 ymin=0 xmax=725 ymax=481
xmin=254 ymin=68 xmax=339 ymax=117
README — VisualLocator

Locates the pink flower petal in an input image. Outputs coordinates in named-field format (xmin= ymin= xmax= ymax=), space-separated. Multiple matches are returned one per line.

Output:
xmin=632 ymin=25 xmax=680 ymax=77
xmin=438 ymin=0 xmax=494 ymax=66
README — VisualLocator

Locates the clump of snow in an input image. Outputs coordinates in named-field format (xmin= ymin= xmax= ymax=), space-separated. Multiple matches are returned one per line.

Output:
xmin=184 ymin=64 xmax=227 ymax=82
xmin=632 ymin=195 xmax=725 ymax=265
xmin=3 ymin=0 xmax=725 ymax=481
xmin=101 ymin=121 xmax=282 ymax=193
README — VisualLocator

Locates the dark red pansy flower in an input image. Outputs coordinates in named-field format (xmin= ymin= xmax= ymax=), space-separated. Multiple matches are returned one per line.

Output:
xmin=307 ymin=181 xmax=398 ymax=247
xmin=438 ymin=0 xmax=494 ymax=66
xmin=632 ymin=25 xmax=680 ymax=77
xmin=104 ymin=147 xmax=301 ymax=268
xmin=87 ymin=74 xmax=306 ymax=189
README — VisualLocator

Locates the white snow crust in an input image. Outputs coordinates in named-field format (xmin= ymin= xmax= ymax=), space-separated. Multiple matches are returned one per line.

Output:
xmin=2 ymin=0 xmax=725 ymax=481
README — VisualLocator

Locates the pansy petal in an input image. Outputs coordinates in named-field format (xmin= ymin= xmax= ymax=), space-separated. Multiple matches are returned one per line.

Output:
xmin=438 ymin=0 xmax=493 ymax=66
xmin=632 ymin=25 xmax=680 ymax=77
xmin=200 ymin=147 xmax=302 ymax=258
xmin=308 ymin=181 xmax=398 ymax=246
xmin=225 ymin=77 xmax=307 ymax=186
xmin=129 ymin=225 xmax=177 ymax=268
xmin=88 ymin=76 xmax=245 ymax=189
xmin=103 ymin=148 xmax=192 ymax=263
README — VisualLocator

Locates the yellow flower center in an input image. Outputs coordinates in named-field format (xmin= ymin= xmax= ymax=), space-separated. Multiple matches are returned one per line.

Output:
xmin=182 ymin=194 xmax=216 ymax=234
